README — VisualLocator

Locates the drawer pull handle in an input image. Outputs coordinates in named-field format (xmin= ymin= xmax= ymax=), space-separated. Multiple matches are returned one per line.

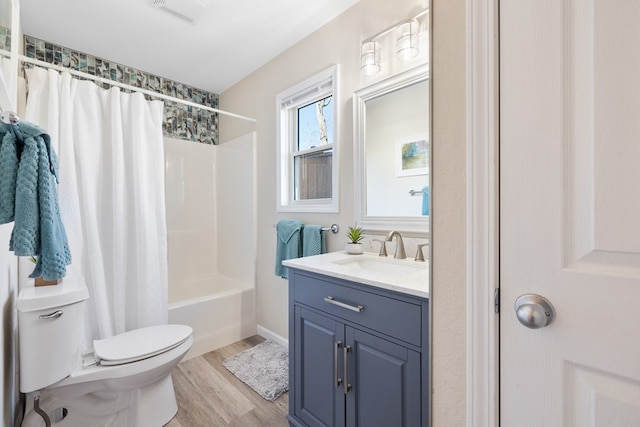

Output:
xmin=39 ymin=310 xmax=63 ymax=320
xmin=324 ymin=296 xmax=364 ymax=313
xmin=344 ymin=345 xmax=352 ymax=394
xmin=334 ymin=341 xmax=342 ymax=388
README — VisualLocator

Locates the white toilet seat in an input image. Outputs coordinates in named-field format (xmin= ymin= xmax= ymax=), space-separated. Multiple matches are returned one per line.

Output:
xmin=94 ymin=324 xmax=192 ymax=366
xmin=49 ymin=330 xmax=193 ymax=389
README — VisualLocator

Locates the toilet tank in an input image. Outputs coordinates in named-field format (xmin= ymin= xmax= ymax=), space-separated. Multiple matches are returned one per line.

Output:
xmin=17 ymin=279 xmax=89 ymax=393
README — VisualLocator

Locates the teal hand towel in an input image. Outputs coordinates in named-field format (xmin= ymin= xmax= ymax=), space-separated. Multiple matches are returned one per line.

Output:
xmin=275 ymin=220 xmax=304 ymax=279
xmin=0 ymin=126 xmax=19 ymax=223
xmin=1 ymin=121 xmax=71 ymax=280
xmin=422 ymin=186 xmax=430 ymax=216
xmin=303 ymin=225 xmax=326 ymax=257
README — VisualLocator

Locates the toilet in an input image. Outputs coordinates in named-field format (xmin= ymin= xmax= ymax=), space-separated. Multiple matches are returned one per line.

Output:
xmin=17 ymin=279 xmax=193 ymax=427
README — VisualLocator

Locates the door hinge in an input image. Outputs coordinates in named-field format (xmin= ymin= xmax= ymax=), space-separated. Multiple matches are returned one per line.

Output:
xmin=494 ymin=288 xmax=500 ymax=313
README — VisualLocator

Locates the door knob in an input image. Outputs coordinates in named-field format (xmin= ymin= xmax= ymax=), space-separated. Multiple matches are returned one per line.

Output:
xmin=514 ymin=294 xmax=555 ymax=329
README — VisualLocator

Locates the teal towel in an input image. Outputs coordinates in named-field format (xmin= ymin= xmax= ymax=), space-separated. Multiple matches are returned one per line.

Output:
xmin=275 ymin=220 xmax=303 ymax=279
xmin=422 ymin=186 xmax=430 ymax=216
xmin=0 ymin=127 xmax=18 ymax=223
xmin=0 ymin=121 xmax=71 ymax=280
xmin=303 ymin=225 xmax=326 ymax=257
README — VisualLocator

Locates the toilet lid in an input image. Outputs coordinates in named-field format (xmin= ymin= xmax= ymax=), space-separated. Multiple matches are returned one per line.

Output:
xmin=94 ymin=324 xmax=192 ymax=366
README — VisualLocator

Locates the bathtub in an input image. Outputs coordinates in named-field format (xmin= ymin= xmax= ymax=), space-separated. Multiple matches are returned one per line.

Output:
xmin=168 ymin=275 xmax=256 ymax=359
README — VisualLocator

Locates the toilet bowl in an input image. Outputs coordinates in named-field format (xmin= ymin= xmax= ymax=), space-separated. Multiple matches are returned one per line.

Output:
xmin=17 ymin=279 xmax=193 ymax=427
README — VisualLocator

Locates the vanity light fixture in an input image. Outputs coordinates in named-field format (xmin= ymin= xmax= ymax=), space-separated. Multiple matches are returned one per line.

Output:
xmin=359 ymin=9 xmax=427 ymax=75
xmin=396 ymin=19 xmax=421 ymax=60
xmin=360 ymin=41 xmax=381 ymax=75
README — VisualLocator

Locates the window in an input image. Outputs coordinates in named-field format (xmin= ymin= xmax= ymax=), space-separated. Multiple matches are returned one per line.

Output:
xmin=277 ymin=65 xmax=339 ymax=212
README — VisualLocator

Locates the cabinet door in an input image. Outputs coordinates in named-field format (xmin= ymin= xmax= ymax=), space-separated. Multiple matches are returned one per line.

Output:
xmin=346 ymin=327 xmax=421 ymax=427
xmin=294 ymin=307 xmax=346 ymax=427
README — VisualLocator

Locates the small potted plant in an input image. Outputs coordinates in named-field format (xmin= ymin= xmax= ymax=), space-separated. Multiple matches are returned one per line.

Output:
xmin=345 ymin=225 xmax=365 ymax=255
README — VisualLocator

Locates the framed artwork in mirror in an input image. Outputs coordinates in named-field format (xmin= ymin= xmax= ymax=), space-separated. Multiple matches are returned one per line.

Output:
xmin=396 ymin=133 xmax=428 ymax=177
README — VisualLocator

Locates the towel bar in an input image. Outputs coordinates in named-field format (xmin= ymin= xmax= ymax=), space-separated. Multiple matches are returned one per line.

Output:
xmin=272 ymin=223 xmax=339 ymax=234
xmin=409 ymin=189 xmax=424 ymax=196
xmin=322 ymin=224 xmax=340 ymax=234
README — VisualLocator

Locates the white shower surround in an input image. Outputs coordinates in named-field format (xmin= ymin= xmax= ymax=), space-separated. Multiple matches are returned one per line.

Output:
xmin=164 ymin=133 xmax=257 ymax=359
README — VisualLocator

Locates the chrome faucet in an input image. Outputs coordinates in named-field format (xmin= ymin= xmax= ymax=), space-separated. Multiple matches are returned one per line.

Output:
xmin=385 ymin=231 xmax=406 ymax=259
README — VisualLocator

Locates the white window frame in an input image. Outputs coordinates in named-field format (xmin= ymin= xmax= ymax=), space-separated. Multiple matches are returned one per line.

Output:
xmin=276 ymin=65 xmax=339 ymax=213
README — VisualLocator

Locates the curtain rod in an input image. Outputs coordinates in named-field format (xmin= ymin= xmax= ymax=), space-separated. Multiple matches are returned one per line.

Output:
xmin=0 ymin=49 xmax=256 ymax=123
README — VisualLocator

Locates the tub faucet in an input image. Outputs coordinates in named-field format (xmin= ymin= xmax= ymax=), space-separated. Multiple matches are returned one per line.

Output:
xmin=385 ymin=231 xmax=406 ymax=259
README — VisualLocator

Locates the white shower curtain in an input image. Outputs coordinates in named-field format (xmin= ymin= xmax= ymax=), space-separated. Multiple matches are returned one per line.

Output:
xmin=24 ymin=66 xmax=168 ymax=348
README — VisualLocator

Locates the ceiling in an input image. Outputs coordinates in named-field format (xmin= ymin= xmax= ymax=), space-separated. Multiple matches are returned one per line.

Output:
xmin=19 ymin=0 xmax=360 ymax=94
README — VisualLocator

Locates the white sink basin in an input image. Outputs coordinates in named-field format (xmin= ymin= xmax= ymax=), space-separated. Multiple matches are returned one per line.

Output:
xmin=282 ymin=252 xmax=429 ymax=298
xmin=331 ymin=256 xmax=426 ymax=276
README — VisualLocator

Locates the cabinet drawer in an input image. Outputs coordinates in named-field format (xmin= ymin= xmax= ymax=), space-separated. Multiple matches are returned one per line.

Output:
xmin=293 ymin=272 xmax=422 ymax=346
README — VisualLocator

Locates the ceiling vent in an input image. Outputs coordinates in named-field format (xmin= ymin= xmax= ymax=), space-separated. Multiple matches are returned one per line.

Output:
xmin=152 ymin=0 xmax=211 ymax=24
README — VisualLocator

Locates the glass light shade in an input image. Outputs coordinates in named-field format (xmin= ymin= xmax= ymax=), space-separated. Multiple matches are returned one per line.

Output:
xmin=396 ymin=20 xmax=420 ymax=60
xmin=360 ymin=41 xmax=381 ymax=75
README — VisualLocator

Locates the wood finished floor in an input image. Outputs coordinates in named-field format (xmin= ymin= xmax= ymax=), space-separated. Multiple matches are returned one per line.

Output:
xmin=165 ymin=335 xmax=289 ymax=427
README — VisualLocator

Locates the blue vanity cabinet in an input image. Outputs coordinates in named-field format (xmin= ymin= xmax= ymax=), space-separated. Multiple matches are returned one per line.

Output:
xmin=287 ymin=268 xmax=429 ymax=427
xmin=292 ymin=306 xmax=346 ymax=427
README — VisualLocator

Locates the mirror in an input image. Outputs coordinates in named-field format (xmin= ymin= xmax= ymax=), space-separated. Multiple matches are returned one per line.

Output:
xmin=0 ymin=0 xmax=16 ymax=113
xmin=354 ymin=64 xmax=430 ymax=235
xmin=0 ymin=0 xmax=18 ymax=120
xmin=0 ymin=0 xmax=10 ymax=35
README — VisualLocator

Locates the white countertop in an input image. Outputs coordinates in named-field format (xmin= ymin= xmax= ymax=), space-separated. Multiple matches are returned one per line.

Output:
xmin=283 ymin=251 xmax=429 ymax=299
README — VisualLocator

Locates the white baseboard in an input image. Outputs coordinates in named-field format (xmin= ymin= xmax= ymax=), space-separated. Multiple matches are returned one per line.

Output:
xmin=257 ymin=325 xmax=288 ymax=348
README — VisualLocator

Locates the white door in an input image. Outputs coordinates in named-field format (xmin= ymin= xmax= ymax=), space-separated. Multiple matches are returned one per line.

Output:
xmin=500 ymin=1 xmax=640 ymax=426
